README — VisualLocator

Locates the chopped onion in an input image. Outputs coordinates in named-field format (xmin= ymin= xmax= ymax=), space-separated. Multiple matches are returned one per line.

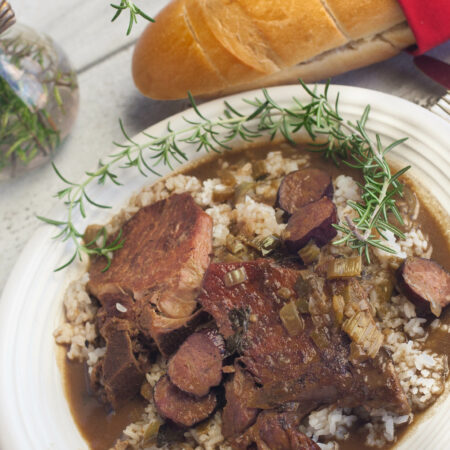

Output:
xmin=224 ymin=267 xmax=248 ymax=287
xmin=358 ymin=299 xmax=369 ymax=311
xmin=332 ymin=295 xmax=345 ymax=325
xmin=295 ymin=297 xmax=310 ymax=314
xmin=344 ymin=301 xmax=359 ymax=318
xmin=342 ymin=311 xmax=383 ymax=358
xmin=143 ymin=421 xmax=161 ymax=443
xmin=277 ymin=287 xmax=292 ymax=300
xmin=310 ymin=327 xmax=329 ymax=348
xmin=327 ymin=256 xmax=362 ymax=279
xmin=298 ymin=240 xmax=320 ymax=265
xmin=226 ymin=235 xmax=245 ymax=255
xmin=279 ymin=301 xmax=304 ymax=337
xmin=253 ymin=234 xmax=280 ymax=256
xmin=252 ymin=160 xmax=269 ymax=179
xmin=294 ymin=273 xmax=311 ymax=299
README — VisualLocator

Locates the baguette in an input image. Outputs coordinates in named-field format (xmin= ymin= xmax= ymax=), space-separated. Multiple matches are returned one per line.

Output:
xmin=132 ymin=0 xmax=415 ymax=100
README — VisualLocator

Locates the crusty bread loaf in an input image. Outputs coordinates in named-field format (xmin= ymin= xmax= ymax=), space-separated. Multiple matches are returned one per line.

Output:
xmin=132 ymin=0 xmax=415 ymax=100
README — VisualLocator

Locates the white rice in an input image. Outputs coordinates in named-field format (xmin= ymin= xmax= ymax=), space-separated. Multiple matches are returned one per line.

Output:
xmin=53 ymin=272 xmax=99 ymax=361
xmin=205 ymin=204 xmax=233 ymax=247
xmin=364 ymin=410 xmax=411 ymax=447
xmin=300 ymin=406 xmax=358 ymax=442
xmin=333 ymin=175 xmax=361 ymax=223
xmin=234 ymin=195 xmax=285 ymax=237
xmin=56 ymin=148 xmax=448 ymax=449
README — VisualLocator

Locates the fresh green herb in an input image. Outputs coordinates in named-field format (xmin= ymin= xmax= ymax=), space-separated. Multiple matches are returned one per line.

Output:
xmin=37 ymin=164 xmax=125 ymax=272
xmin=226 ymin=307 xmax=251 ymax=355
xmin=39 ymin=80 xmax=410 ymax=269
xmin=110 ymin=0 xmax=154 ymax=35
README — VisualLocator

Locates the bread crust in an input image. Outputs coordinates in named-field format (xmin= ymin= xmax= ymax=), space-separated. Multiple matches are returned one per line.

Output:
xmin=234 ymin=0 xmax=347 ymax=67
xmin=323 ymin=0 xmax=406 ymax=39
xmin=383 ymin=23 xmax=416 ymax=49
xmin=214 ymin=24 xmax=415 ymax=98
xmin=132 ymin=0 xmax=226 ymax=99
xmin=185 ymin=0 xmax=279 ymax=80
xmin=132 ymin=0 xmax=415 ymax=100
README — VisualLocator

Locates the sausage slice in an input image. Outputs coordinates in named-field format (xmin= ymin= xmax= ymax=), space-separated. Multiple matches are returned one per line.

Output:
xmin=168 ymin=329 xmax=224 ymax=397
xmin=397 ymin=257 xmax=450 ymax=316
xmin=277 ymin=169 xmax=333 ymax=215
xmin=153 ymin=375 xmax=216 ymax=427
xmin=282 ymin=197 xmax=337 ymax=252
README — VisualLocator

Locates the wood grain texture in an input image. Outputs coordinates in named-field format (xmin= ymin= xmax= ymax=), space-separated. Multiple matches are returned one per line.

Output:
xmin=11 ymin=0 xmax=168 ymax=71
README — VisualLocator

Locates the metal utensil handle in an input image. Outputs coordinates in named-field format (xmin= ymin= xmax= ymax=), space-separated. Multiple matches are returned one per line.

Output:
xmin=429 ymin=92 xmax=450 ymax=123
xmin=0 ymin=0 xmax=15 ymax=35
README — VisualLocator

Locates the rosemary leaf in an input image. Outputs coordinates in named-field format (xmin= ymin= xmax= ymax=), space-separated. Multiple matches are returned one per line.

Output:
xmin=39 ymin=80 xmax=410 ymax=270
xmin=110 ymin=0 xmax=155 ymax=35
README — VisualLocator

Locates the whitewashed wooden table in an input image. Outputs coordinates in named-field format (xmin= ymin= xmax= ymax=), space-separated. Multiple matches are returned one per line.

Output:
xmin=0 ymin=0 xmax=448 ymax=293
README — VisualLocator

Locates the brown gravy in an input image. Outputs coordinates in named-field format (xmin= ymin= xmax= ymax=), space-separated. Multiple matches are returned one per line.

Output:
xmin=62 ymin=143 xmax=450 ymax=450
xmin=64 ymin=360 xmax=146 ymax=450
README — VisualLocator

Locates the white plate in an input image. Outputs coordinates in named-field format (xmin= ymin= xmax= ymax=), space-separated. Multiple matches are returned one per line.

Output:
xmin=0 ymin=85 xmax=449 ymax=450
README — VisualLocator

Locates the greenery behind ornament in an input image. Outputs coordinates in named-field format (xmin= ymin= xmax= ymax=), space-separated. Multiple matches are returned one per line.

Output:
xmin=0 ymin=24 xmax=78 ymax=178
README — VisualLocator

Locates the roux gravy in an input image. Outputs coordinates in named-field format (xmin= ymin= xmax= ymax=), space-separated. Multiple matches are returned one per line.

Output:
xmin=62 ymin=143 xmax=450 ymax=450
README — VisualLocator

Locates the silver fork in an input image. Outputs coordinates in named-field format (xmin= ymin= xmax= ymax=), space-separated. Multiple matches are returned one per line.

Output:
xmin=429 ymin=92 xmax=450 ymax=122
xmin=0 ymin=0 xmax=15 ymax=35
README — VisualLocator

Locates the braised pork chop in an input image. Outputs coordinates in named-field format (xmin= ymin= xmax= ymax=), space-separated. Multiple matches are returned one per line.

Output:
xmin=233 ymin=411 xmax=320 ymax=450
xmin=198 ymin=260 xmax=410 ymax=417
xmin=222 ymin=363 xmax=260 ymax=439
xmin=88 ymin=193 xmax=212 ymax=345
xmin=88 ymin=194 xmax=213 ymax=407
xmin=88 ymin=192 xmax=212 ymax=320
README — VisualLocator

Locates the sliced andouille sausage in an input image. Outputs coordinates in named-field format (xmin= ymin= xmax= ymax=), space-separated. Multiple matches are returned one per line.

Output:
xmin=282 ymin=197 xmax=337 ymax=253
xmin=277 ymin=169 xmax=333 ymax=215
xmin=153 ymin=375 xmax=216 ymax=427
xmin=397 ymin=257 xmax=450 ymax=316
xmin=168 ymin=329 xmax=225 ymax=397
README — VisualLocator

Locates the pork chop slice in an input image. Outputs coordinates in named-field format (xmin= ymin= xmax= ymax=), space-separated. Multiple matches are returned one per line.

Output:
xmin=197 ymin=260 xmax=410 ymax=415
xmin=88 ymin=193 xmax=213 ymax=323
xmin=222 ymin=363 xmax=260 ymax=439
xmin=232 ymin=411 xmax=320 ymax=450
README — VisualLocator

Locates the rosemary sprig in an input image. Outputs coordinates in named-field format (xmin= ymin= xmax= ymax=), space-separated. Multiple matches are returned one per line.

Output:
xmin=110 ymin=0 xmax=154 ymax=35
xmin=39 ymin=81 xmax=410 ymax=270
xmin=37 ymin=162 xmax=125 ymax=271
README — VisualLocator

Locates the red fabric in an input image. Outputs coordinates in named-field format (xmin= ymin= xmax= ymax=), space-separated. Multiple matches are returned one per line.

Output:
xmin=397 ymin=0 xmax=450 ymax=54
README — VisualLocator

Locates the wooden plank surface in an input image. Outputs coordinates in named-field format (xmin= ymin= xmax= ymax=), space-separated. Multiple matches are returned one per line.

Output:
xmin=11 ymin=0 xmax=168 ymax=71
xmin=0 ymin=0 xmax=448 ymax=292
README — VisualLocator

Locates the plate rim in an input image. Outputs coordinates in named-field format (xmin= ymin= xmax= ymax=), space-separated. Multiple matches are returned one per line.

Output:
xmin=1 ymin=83 xmax=449 ymax=450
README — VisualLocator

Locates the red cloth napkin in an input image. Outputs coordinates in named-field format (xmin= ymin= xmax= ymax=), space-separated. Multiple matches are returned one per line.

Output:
xmin=397 ymin=0 xmax=450 ymax=54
